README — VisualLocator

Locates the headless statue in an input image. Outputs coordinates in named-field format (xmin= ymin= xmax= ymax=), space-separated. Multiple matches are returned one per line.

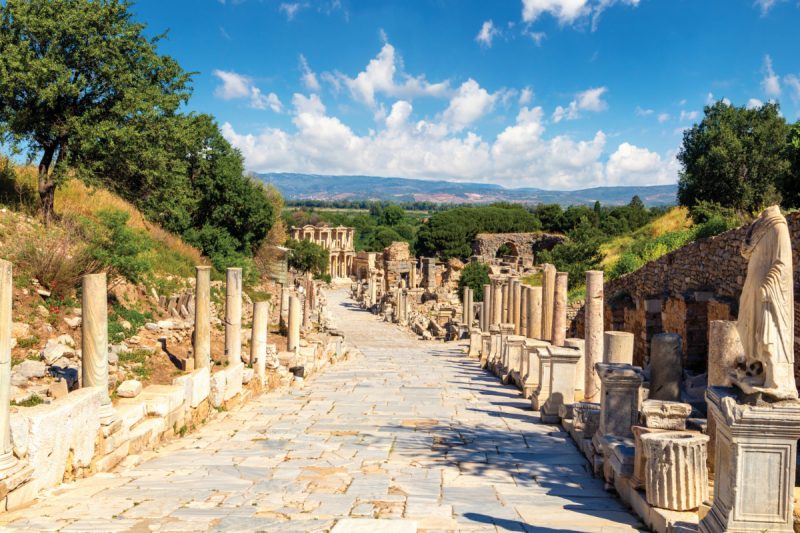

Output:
xmin=733 ymin=205 xmax=798 ymax=400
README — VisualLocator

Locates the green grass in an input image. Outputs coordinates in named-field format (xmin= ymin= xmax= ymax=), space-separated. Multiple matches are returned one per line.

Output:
xmin=521 ymin=272 xmax=543 ymax=286
xmin=109 ymin=304 xmax=153 ymax=344
xmin=16 ymin=335 xmax=40 ymax=349
xmin=12 ymin=394 xmax=44 ymax=407
xmin=118 ymin=349 xmax=152 ymax=380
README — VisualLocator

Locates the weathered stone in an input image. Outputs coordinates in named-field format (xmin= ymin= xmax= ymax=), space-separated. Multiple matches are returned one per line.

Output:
xmin=173 ymin=366 xmax=210 ymax=408
xmin=641 ymin=431 xmax=709 ymax=511
xmin=603 ymin=331 xmax=634 ymax=365
xmin=13 ymin=360 xmax=46 ymax=380
xmin=526 ymin=285 xmax=542 ymax=340
xmin=649 ymin=333 xmax=683 ymax=402
xmin=541 ymin=346 xmax=581 ymax=423
xmin=551 ymin=272 xmax=568 ymax=347
xmin=225 ymin=268 xmax=243 ymax=366
xmin=585 ymin=271 xmax=604 ymax=402
xmin=540 ymin=264 xmax=556 ymax=342
xmin=596 ymin=363 xmax=643 ymax=441
xmin=707 ymin=320 xmax=742 ymax=388
xmin=81 ymin=273 xmax=114 ymax=424
xmin=641 ymin=399 xmax=692 ymax=430
xmin=116 ymin=379 xmax=142 ymax=398
xmin=194 ymin=266 xmax=212 ymax=369
xmin=288 ymin=295 xmax=301 ymax=352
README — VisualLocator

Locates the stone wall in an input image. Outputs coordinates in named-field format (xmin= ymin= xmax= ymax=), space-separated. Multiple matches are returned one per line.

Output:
xmin=472 ymin=232 xmax=564 ymax=264
xmin=569 ymin=211 xmax=800 ymax=375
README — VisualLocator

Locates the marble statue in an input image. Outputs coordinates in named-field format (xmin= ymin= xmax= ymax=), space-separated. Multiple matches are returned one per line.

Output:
xmin=733 ymin=205 xmax=798 ymax=400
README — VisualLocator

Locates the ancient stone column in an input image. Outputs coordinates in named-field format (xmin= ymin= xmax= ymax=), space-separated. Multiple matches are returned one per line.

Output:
xmin=584 ymin=270 xmax=604 ymax=402
xmin=512 ymin=279 xmax=522 ymax=335
xmin=551 ymin=272 xmax=568 ymax=347
xmin=520 ymin=286 xmax=528 ymax=338
xmin=603 ymin=331 xmax=634 ymax=364
xmin=193 ymin=266 xmax=212 ymax=369
xmin=649 ymin=333 xmax=683 ymax=402
xmin=251 ymin=301 xmax=268 ymax=378
xmin=302 ymin=279 xmax=311 ymax=330
xmin=287 ymin=295 xmax=301 ymax=352
xmin=0 ymin=260 xmax=18 ymax=472
xmin=492 ymin=281 xmax=503 ymax=327
xmin=641 ymin=432 xmax=709 ymax=511
xmin=501 ymin=279 xmax=510 ymax=323
xmin=527 ymin=286 xmax=542 ymax=339
xmin=463 ymin=288 xmax=473 ymax=327
xmin=482 ymin=283 xmax=491 ymax=331
xmin=708 ymin=320 xmax=743 ymax=387
xmin=225 ymin=267 xmax=242 ymax=366
xmin=82 ymin=273 xmax=115 ymax=423
xmin=540 ymin=264 xmax=556 ymax=341
xmin=541 ymin=346 xmax=582 ymax=423
xmin=280 ymin=285 xmax=290 ymax=328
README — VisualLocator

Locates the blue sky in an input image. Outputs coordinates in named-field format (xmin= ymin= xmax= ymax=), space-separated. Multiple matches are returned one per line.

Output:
xmin=132 ymin=0 xmax=800 ymax=190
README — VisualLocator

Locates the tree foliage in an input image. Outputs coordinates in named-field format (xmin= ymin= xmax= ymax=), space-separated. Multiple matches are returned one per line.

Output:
xmin=0 ymin=0 xmax=193 ymax=223
xmin=458 ymin=262 xmax=491 ymax=301
xmin=286 ymin=239 xmax=329 ymax=276
xmin=677 ymin=101 xmax=788 ymax=212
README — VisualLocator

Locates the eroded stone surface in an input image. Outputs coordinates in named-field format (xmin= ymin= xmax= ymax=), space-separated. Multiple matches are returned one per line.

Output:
xmin=0 ymin=289 xmax=644 ymax=532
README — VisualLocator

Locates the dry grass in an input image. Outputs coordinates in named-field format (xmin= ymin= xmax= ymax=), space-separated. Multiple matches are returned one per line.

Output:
xmin=599 ymin=207 xmax=692 ymax=268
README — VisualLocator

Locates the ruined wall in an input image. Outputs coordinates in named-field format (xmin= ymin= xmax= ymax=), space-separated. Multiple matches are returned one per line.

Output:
xmin=568 ymin=211 xmax=800 ymax=373
xmin=472 ymin=232 xmax=565 ymax=264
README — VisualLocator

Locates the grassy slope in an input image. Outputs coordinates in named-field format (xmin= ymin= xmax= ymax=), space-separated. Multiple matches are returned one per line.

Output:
xmin=599 ymin=207 xmax=692 ymax=269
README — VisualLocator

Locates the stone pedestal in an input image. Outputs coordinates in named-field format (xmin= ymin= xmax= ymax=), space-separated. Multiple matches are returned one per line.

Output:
xmin=541 ymin=347 xmax=581 ymax=423
xmin=527 ymin=286 xmax=542 ymax=340
xmin=82 ymin=273 xmax=115 ymax=424
xmin=565 ymin=338 xmax=586 ymax=402
xmin=531 ymin=347 xmax=552 ymax=411
xmin=251 ymin=301 xmax=268 ymax=378
xmin=287 ymin=295 xmax=301 ymax=353
xmin=551 ymin=272 xmax=568 ymax=347
xmin=641 ymin=399 xmax=692 ymax=430
xmin=468 ymin=328 xmax=482 ymax=359
xmin=480 ymin=332 xmax=492 ymax=365
xmin=585 ymin=270 xmax=604 ymax=402
xmin=700 ymin=387 xmax=800 ymax=533
xmin=541 ymin=264 xmax=556 ymax=341
xmin=482 ymin=325 xmax=501 ymax=369
xmin=496 ymin=323 xmax=515 ymax=377
xmin=522 ymin=339 xmax=549 ymax=399
xmin=574 ymin=401 xmax=601 ymax=438
xmin=604 ymin=331 xmax=634 ymax=364
xmin=225 ymin=267 xmax=243 ymax=365
xmin=641 ymin=431 xmax=709 ymax=511
xmin=649 ymin=333 xmax=683 ymax=402
xmin=193 ymin=266 xmax=212 ymax=369
xmin=505 ymin=335 xmax=526 ymax=387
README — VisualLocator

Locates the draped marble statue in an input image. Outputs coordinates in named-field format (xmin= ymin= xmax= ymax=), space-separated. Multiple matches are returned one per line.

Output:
xmin=733 ymin=205 xmax=798 ymax=400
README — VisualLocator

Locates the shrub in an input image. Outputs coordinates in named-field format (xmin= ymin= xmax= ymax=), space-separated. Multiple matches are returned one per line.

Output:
xmin=693 ymin=215 xmax=738 ymax=240
xmin=109 ymin=304 xmax=153 ymax=343
xmin=609 ymin=253 xmax=644 ymax=279
xmin=458 ymin=262 xmax=491 ymax=301
xmin=87 ymin=209 xmax=153 ymax=285
xmin=286 ymin=239 xmax=329 ymax=276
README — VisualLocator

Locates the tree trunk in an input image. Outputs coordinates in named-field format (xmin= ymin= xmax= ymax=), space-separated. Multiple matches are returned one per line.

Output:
xmin=38 ymin=146 xmax=56 ymax=225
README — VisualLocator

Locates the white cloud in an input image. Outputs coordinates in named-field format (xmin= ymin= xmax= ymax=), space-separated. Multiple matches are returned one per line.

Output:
xmin=519 ymin=87 xmax=534 ymax=105
xmin=443 ymin=79 xmax=497 ymax=131
xmin=635 ymin=106 xmax=653 ymax=116
xmin=476 ymin=20 xmax=499 ymax=47
xmin=679 ymin=110 xmax=699 ymax=122
xmin=553 ymin=86 xmax=608 ymax=122
xmin=279 ymin=2 xmax=304 ymax=20
xmin=605 ymin=143 xmax=678 ymax=185
xmin=761 ymin=55 xmax=781 ymax=97
xmin=299 ymin=55 xmax=320 ymax=92
xmin=337 ymin=43 xmax=450 ymax=107
xmin=521 ymin=0 xmax=639 ymax=29
xmin=754 ymin=0 xmax=784 ymax=15
xmin=525 ymin=30 xmax=547 ymax=45
xmin=746 ymin=97 xmax=764 ymax=109
xmin=657 ymin=113 xmax=670 ymax=123
xmin=222 ymin=92 xmax=675 ymax=190
xmin=784 ymin=74 xmax=800 ymax=102
xmin=212 ymin=70 xmax=282 ymax=112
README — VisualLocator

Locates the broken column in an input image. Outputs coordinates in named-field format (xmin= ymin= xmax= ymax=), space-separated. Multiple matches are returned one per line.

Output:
xmin=641 ymin=432 xmax=709 ymax=511
xmin=540 ymin=264 xmax=556 ymax=341
xmin=603 ymin=331 xmax=634 ymax=364
xmin=287 ymin=295 xmax=301 ymax=352
xmin=251 ymin=301 xmax=268 ymax=382
xmin=193 ymin=265 xmax=211 ymax=369
xmin=708 ymin=320 xmax=742 ymax=388
xmin=0 ymin=260 xmax=18 ymax=473
xmin=519 ymin=286 xmax=528 ymax=338
xmin=541 ymin=346 xmax=582 ymax=423
xmin=584 ymin=270 xmax=604 ymax=402
xmin=527 ymin=286 xmax=542 ymax=339
xmin=511 ymin=279 xmax=522 ymax=335
xmin=225 ymin=267 xmax=242 ymax=365
xmin=82 ymin=273 xmax=115 ymax=424
xmin=551 ymin=272 xmax=568 ymax=346
xmin=649 ymin=333 xmax=683 ymax=402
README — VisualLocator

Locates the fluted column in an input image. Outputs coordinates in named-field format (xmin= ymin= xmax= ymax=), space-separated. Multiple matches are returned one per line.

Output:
xmin=82 ymin=273 xmax=114 ymax=423
xmin=551 ymin=272 xmax=568 ymax=346
xmin=641 ymin=432 xmax=709 ymax=511
xmin=0 ymin=261 xmax=18 ymax=472
xmin=584 ymin=270 xmax=604 ymax=402
xmin=193 ymin=266 xmax=211 ymax=369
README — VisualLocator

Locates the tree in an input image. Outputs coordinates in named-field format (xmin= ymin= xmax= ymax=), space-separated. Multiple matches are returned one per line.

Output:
xmin=458 ymin=262 xmax=491 ymax=301
xmin=779 ymin=122 xmax=800 ymax=208
xmin=286 ymin=239 xmax=329 ymax=276
xmin=381 ymin=204 xmax=405 ymax=226
xmin=0 ymin=0 xmax=192 ymax=223
xmin=677 ymin=101 xmax=788 ymax=213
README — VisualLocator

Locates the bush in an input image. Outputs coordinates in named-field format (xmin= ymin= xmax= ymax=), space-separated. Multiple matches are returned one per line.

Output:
xmin=458 ymin=262 xmax=491 ymax=301
xmin=87 ymin=210 xmax=153 ymax=285
xmin=609 ymin=252 xmax=643 ymax=279
xmin=286 ymin=239 xmax=329 ymax=276
xmin=693 ymin=214 xmax=739 ymax=240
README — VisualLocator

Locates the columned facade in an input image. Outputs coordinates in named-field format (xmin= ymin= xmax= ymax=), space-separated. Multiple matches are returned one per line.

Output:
xmin=290 ymin=224 xmax=356 ymax=279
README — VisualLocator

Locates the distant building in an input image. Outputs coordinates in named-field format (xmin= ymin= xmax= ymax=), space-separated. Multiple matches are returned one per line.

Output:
xmin=290 ymin=225 xmax=355 ymax=279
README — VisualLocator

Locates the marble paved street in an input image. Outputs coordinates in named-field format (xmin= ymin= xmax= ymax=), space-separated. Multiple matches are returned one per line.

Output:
xmin=0 ymin=289 xmax=645 ymax=532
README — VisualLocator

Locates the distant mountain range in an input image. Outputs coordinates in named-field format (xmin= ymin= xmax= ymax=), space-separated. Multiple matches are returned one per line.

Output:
xmin=256 ymin=172 xmax=677 ymax=207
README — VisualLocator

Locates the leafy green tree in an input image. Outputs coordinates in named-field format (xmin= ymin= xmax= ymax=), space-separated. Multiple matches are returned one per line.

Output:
xmin=381 ymin=204 xmax=405 ymax=226
xmin=677 ymin=101 xmax=788 ymax=212
xmin=538 ymin=218 xmax=603 ymax=287
xmin=0 ymin=0 xmax=192 ymax=223
xmin=779 ymin=121 xmax=800 ymax=208
xmin=368 ymin=227 xmax=403 ymax=251
xmin=458 ymin=262 xmax=491 ymax=301
xmin=286 ymin=239 xmax=329 ymax=276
